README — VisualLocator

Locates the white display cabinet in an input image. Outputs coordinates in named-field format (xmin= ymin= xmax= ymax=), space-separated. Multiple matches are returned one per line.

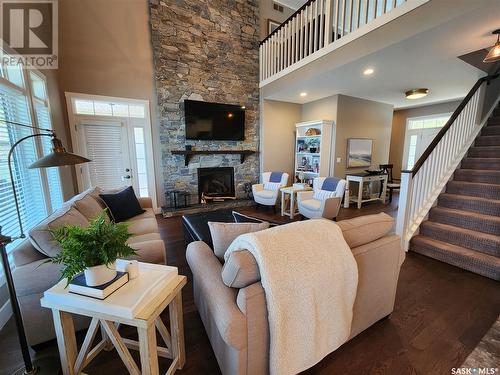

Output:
xmin=294 ymin=120 xmax=334 ymax=183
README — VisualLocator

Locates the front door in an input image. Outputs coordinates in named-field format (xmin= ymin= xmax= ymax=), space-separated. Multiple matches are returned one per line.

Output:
xmin=77 ymin=120 xmax=133 ymax=191
xmin=403 ymin=128 xmax=441 ymax=170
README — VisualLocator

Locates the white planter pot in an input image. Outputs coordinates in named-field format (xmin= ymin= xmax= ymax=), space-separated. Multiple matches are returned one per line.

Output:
xmin=84 ymin=264 xmax=116 ymax=287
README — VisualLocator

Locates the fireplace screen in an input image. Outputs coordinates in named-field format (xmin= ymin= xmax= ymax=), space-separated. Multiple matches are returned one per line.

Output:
xmin=197 ymin=167 xmax=235 ymax=203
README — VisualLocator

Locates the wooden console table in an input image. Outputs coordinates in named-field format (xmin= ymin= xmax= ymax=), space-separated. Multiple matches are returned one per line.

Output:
xmin=344 ymin=173 xmax=388 ymax=209
xmin=171 ymin=150 xmax=257 ymax=166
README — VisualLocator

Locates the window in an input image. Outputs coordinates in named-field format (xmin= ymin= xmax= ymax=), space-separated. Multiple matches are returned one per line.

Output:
xmin=73 ymin=98 xmax=146 ymax=118
xmin=133 ymin=127 xmax=149 ymax=197
xmin=408 ymin=114 xmax=450 ymax=130
xmin=0 ymin=56 xmax=63 ymax=275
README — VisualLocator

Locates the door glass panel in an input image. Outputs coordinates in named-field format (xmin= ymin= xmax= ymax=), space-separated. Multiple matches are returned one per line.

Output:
xmin=133 ymin=127 xmax=149 ymax=197
xmin=406 ymin=135 xmax=418 ymax=169
xmin=81 ymin=123 xmax=129 ymax=190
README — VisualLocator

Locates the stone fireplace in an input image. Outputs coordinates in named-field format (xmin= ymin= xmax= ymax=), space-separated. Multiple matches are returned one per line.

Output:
xmin=149 ymin=1 xmax=260 ymax=206
xmin=198 ymin=167 xmax=235 ymax=203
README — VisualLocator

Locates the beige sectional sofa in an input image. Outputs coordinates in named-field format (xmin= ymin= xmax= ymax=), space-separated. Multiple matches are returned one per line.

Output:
xmin=12 ymin=187 xmax=166 ymax=346
xmin=186 ymin=213 xmax=405 ymax=375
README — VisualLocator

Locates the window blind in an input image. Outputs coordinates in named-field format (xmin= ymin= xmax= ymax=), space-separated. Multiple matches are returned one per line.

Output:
xmin=0 ymin=70 xmax=62 ymax=280
xmin=81 ymin=123 xmax=125 ymax=190
xmin=35 ymin=102 xmax=63 ymax=210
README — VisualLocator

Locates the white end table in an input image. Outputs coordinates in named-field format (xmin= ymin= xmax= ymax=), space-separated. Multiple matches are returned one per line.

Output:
xmin=41 ymin=263 xmax=187 ymax=375
xmin=344 ymin=173 xmax=388 ymax=209
xmin=280 ymin=186 xmax=312 ymax=219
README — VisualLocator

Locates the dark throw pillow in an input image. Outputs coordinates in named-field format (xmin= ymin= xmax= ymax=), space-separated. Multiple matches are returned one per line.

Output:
xmin=99 ymin=186 xmax=145 ymax=222
xmin=232 ymin=211 xmax=265 ymax=223
xmin=232 ymin=211 xmax=278 ymax=227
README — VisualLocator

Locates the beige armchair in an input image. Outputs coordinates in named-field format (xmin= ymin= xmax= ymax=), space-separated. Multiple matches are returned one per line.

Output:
xmin=297 ymin=177 xmax=346 ymax=220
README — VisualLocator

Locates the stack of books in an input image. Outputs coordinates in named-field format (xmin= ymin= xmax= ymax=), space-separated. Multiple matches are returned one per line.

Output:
xmin=69 ymin=272 xmax=129 ymax=300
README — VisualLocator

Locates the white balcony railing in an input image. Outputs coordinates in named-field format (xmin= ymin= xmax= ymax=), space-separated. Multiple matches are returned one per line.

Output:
xmin=396 ymin=74 xmax=500 ymax=250
xmin=259 ymin=0 xmax=408 ymax=82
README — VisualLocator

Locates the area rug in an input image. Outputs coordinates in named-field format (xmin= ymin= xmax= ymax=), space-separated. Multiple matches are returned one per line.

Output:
xmin=461 ymin=316 xmax=500 ymax=370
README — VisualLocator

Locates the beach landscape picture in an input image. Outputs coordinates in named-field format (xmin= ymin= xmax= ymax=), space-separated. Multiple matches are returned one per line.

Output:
xmin=347 ymin=138 xmax=373 ymax=168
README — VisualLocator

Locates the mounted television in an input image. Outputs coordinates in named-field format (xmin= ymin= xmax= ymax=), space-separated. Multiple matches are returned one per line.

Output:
xmin=185 ymin=99 xmax=245 ymax=141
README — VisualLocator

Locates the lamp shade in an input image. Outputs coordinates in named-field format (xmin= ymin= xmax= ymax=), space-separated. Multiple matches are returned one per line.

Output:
xmin=484 ymin=29 xmax=500 ymax=63
xmin=28 ymin=136 xmax=90 ymax=169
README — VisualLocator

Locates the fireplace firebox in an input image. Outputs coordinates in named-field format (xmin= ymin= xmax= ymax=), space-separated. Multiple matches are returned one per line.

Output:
xmin=198 ymin=167 xmax=235 ymax=203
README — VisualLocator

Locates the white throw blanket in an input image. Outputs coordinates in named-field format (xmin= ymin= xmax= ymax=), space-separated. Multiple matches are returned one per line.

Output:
xmin=225 ymin=219 xmax=358 ymax=375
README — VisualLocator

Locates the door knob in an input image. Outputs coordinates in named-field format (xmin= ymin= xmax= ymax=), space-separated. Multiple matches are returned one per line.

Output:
xmin=123 ymin=175 xmax=131 ymax=179
xmin=125 ymin=168 xmax=130 ymax=172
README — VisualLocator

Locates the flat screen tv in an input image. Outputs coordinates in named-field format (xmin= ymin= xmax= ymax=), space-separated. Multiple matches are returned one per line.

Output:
xmin=185 ymin=100 xmax=245 ymax=141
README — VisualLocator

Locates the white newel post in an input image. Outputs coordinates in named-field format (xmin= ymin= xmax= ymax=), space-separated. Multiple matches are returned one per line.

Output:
xmin=396 ymin=171 xmax=413 ymax=251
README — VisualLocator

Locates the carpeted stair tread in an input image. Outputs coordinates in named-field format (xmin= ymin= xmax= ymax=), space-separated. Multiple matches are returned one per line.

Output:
xmin=446 ymin=180 xmax=500 ymax=200
xmin=468 ymin=146 xmax=500 ymax=158
xmin=461 ymin=157 xmax=500 ymax=170
xmin=420 ymin=221 xmax=500 ymax=257
xmin=429 ymin=206 xmax=500 ymax=236
xmin=410 ymin=235 xmax=500 ymax=280
xmin=454 ymin=169 xmax=500 ymax=184
xmin=475 ymin=135 xmax=500 ymax=146
xmin=438 ymin=193 xmax=500 ymax=216
xmin=482 ymin=126 xmax=500 ymax=136
xmin=411 ymin=107 xmax=500 ymax=280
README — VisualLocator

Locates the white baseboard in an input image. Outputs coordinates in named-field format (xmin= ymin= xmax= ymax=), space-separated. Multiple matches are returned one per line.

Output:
xmin=0 ymin=300 xmax=12 ymax=330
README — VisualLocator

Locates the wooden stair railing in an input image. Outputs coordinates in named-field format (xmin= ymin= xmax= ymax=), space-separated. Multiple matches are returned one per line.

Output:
xmin=259 ymin=0 xmax=409 ymax=82
xmin=396 ymin=73 xmax=500 ymax=250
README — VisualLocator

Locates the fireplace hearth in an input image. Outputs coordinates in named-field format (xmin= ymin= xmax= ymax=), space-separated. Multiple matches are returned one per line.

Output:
xmin=198 ymin=167 xmax=235 ymax=203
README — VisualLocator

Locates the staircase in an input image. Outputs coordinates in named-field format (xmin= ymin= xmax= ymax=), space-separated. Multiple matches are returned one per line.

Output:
xmin=410 ymin=105 xmax=500 ymax=280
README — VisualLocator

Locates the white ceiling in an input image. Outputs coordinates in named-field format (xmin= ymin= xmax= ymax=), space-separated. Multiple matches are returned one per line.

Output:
xmin=274 ymin=0 xmax=307 ymax=11
xmin=261 ymin=0 xmax=500 ymax=109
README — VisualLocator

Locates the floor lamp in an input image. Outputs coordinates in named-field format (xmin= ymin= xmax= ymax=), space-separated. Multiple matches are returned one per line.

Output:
xmin=0 ymin=119 xmax=90 ymax=374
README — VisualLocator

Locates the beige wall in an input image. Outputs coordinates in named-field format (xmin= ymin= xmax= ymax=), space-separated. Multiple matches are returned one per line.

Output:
xmin=261 ymin=100 xmax=302 ymax=179
xmin=389 ymin=100 xmax=460 ymax=179
xmin=301 ymin=95 xmax=338 ymax=122
xmin=301 ymin=94 xmax=393 ymax=178
xmin=57 ymin=0 xmax=161 ymax=202
xmin=259 ymin=0 xmax=295 ymax=40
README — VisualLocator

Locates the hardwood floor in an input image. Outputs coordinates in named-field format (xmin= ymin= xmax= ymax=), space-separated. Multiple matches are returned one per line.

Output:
xmin=1 ymin=198 xmax=499 ymax=374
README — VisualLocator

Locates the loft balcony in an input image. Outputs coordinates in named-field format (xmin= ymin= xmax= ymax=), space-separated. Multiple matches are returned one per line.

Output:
xmin=259 ymin=0 xmax=428 ymax=86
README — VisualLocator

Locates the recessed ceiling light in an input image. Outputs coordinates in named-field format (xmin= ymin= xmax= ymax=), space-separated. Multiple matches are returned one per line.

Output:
xmin=300 ymin=92 xmax=307 ymax=97
xmin=363 ymin=68 xmax=374 ymax=75
xmin=405 ymin=88 xmax=429 ymax=100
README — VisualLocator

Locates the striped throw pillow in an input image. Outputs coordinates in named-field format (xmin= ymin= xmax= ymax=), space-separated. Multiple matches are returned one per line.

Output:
xmin=313 ymin=189 xmax=336 ymax=200
xmin=264 ymin=182 xmax=281 ymax=191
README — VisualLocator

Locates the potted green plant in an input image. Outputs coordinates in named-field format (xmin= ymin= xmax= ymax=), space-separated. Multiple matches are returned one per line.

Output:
xmin=48 ymin=210 xmax=137 ymax=287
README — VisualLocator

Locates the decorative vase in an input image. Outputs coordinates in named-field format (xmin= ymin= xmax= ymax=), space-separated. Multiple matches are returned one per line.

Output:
xmin=84 ymin=264 xmax=117 ymax=287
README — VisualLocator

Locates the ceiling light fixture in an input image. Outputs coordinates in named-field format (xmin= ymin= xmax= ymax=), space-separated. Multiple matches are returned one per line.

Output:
xmin=300 ymin=92 xmax=307 ymax=97
xmin=484 ymin=29 xmax=500 ymax=63
xmin=405 ymin=88 xmax=429 ymax=100
xmin=363 ymin=68 xmax=374 ymax=75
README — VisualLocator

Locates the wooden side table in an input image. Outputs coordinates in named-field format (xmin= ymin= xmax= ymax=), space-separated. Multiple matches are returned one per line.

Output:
xmin=280 ymin=186 xmax=312 ymax=219
xmin=41 ymin=267 xmax=187 ymax=375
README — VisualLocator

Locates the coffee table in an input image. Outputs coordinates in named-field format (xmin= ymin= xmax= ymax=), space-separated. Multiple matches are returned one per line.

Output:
xmin=41 ymin=263 xmax=187 ymax=375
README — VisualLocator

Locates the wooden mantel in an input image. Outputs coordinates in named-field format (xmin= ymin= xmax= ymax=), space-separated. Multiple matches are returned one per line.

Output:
xmin=171 ymin=150 xmax=258 ymax=166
